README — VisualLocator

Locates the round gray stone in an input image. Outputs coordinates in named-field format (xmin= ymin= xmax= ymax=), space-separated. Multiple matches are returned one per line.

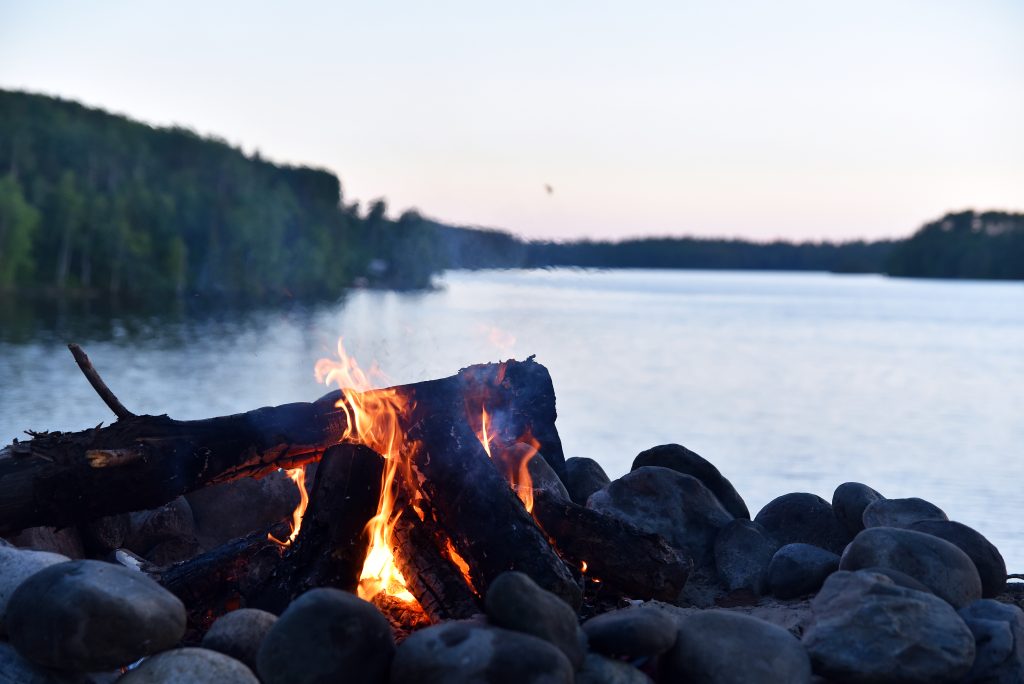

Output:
xmin=256 ymin=588 xmax=393 ymax=684
xmin=804 ymin=570 xmax=976 ymax=683
xmin=862 ymin=497 xmax=947 ymax=528
xmin=0 ymin=545 xmax=69 ymax=635
xmin=831 ymin=482 xmax=883 ymax=536
xmin=120 ymin=648 xmax=258 ymax=683
xmin=714 ymin=519 xmax=779 ymax=594
xmin=588 ymin=466 xmax=733 ymax=568
xmin=201 ymin=608 xmax=277 ymax=673
xmin=6 ymin=559 xmax=186 ymax=671
xmin=582 ymin=606 xmax=677 ymax=658
xmin=576 ymin=653 xmax=652 ymax=684
xmin=563 ymin=457 xmax=611 ymax=506
xmin=485 ymin=571 xmax=583 ymax=668
xmin=667 ymin=610 xmax=812 ymax=684
xmin=767 ymin=543 xmax=839 ymax=600
xmin=839 ymin=526 xmax=982 ymax=608
xmin=391 ymin=620 xmax=573 ymax=684
xmin=0 ymin=641 xmax=108 ymax=684
xmin=958 ymin=599 xmax=1024 ymax=684
xmin=754 ymin=493 xmax=851 ymax=555
xmin=632 ymin=444 xmax=749 ymax=519
xmin=909 ymin=519 xmax=1007 ymax=598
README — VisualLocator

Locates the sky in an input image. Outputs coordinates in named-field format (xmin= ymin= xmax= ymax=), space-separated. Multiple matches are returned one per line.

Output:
xmin=1 ymin=0 xmax=1022 ymax=241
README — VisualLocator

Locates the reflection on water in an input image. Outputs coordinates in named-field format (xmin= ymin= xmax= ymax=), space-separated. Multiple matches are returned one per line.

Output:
xmin=2 ymin=269 xmax=1022 ymax=568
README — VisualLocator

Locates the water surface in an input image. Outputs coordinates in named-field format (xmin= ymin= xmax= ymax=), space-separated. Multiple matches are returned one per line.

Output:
xmin=2 ymin=270 xmax=1021 ymax=568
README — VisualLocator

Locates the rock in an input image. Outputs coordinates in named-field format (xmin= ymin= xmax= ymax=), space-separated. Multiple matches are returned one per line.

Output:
xmin=909 ymin=520 xmax=1007 ymax=598
xmin=714 ymin=519 xmax=779 ymax=594
xmin=666 ymin=610 xmax=812 ymax=683
xmin=527 ymin=455 xmax=571 ymax=502
xmin=803 ymin=570 xmax=976 ymax=683
xmin=124 ymin=497 xmax=196 ymax=554
xmin=257 ymin=588 xmax=393 ymax=684
xmin=202 ymin=608 xmax=277 ymax=673
xmin=143 ymin=536 xmax=202 ymax=566
xmin=767 ymin=544 xmax=839 ymax=600
xmin=563 ymin=457 xmax=611 ymax=506
xmin=839 ymin=526 xmax=982 ymax=608
xmin=6 ymin=559 xmax=186 ymax=671
xmin=582 ymin=606 xmax=677 ymax=658
xmin=188 ymin=471 xmax=301 ymax=548
xmin=484 ymin=571 xmax=582 ymax=668
xmin=8 ymin=526 xmax=85 ymax=558
xmin=856 ymin=565 xmax=931 ymax=593
xmin=120 ymin=648 xmax=258 ymax=683
xmin=0 ymin=545 xmax=69 ymax=635
xmin=0 ymin=641 xmax=112 ymax=684
xmin=588 ymin=466 xmax=733 ymax=567
xmin=391 ymin=620 xmax=573 ymax=684
xmin=958 ymin=599 xmax=1024 ymax=684
xmin=753 ymin=493 xmax=851 ymax=555
xmin=632 ymin=444 xmax=749 ymax=519
xmin=862 ymin=497 xmax=947 ymax=528
xmin=576 ymin=653 xmax=652 ymax=684
xmin=831 ymin=482 xmax=883 ymax=537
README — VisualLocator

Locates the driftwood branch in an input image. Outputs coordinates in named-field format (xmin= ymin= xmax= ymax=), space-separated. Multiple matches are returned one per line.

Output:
xmin=68 ymin=343 xmax=136 ymax=420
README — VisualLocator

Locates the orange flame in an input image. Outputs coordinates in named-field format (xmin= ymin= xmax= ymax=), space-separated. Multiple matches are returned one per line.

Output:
xmin=476 ymin=406 xmax=539 ymax=514
xmin=268 ymin=467 xmax=310 ymax=547
xmin=315 ymin=339 xmax=416 ymax=604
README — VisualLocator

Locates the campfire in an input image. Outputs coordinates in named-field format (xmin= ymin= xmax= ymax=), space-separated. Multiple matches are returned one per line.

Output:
xmin=0 ymin=342 xmax=689 ymax=635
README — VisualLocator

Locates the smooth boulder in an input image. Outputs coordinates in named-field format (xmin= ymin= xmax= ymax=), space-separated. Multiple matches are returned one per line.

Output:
xmin=576 ymin=653 xmax=652 ymax=684
xmin=839 ymin=526 xmax=982 ymax=608
xmin=831 ymin=482 xmax=883 ymax=536
xmin=485 ymin=571 xmax=583 ymax=668
xmin=958 ymin=599 xmax=1024 ymax=684
xmin=909 ymin=519 xmax=1007 ymax=598
xmin=861 ymin=497 xmax=947 ymax=528
xmin=754 ymin=493 xmax=851 ymax=555
xmin=563 ymin=458 xmax=611 ymax=506
xmin=713 ymin=519 xmax=779 ymax=594
xmin=256 ymin=588 xmax=393 ymax=684
xmin=666 ymin=610 xmax=812 ymax=684
xmin=0 ymin=545 xmax=69 ymax=635
xmin=391 ymin=621 xmax=573 ymax=684
xmin=803 ymin=571 xmax=975 ymax=683
xmin=767 ymin=543 xmax=839 ymax=599
xmin=632 ymin=444 xmax=749 ymax=519
xmin=0 ymin=641 xmax=107 ymax=684
xmin=119 ymin=648 xmax=258 ymax=683
xmin=588 ymin=466 xmax=733 ymax=567
xmin=6 ymin=559 xmax=186 ymax=671
xmin=202 ymin=608 xmax=277 ymax=673
xmin=582 ymin=606 xmax=677 ymax=658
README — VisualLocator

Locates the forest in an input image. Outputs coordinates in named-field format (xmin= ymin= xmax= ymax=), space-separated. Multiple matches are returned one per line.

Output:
xmin=0 ymin=89 xmax=1019 ymax=304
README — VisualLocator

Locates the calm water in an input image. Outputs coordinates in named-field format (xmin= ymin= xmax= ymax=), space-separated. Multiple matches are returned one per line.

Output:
xmin=2 ymin=269 xmax=1022 ymax=568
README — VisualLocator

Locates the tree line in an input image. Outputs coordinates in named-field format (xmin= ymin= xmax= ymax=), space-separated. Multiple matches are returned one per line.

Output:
xmin=0 ymin=89 xmax=1019 ymax=304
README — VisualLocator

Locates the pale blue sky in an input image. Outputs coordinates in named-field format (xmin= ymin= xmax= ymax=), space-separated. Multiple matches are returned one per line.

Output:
xmin=1 ymin=1 xmax=1022 ymax=240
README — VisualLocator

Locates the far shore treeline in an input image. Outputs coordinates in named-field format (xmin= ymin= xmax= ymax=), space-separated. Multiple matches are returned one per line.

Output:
xmin=0 ymin=90 xmax=1021 ymax=303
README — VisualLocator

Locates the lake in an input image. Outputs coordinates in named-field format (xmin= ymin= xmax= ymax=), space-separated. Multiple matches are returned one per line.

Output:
xmin=2 ymin=269 xmax=1022 ymax=569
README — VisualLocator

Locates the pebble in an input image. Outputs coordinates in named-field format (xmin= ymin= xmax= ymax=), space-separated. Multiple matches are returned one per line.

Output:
xmin=632 ymin=443 xmax=749 ymax=519
xmin=666 ymin=609 xmax=812 ymax=684
xmin=201 ymin=608 xmax=278 ymax=673
xmin=588 ymin=466 xmax=733 ymax=568
xmin=766 ymin=543 xmax=839 ymax=599
xmin=391 ymin=620 xmax=573 ymax=684
xmin=582 ymin=606 xmax=678 ymax=657
xmin=120 ymin=648 xmax=258 ymax=683
xmin=753 ymin=493 xmax=851 ymax=555
xmin=485 ymin=571 xmax=583 ymax=669
xmin=803 ymin=570 xmax=976 ymax=683
xmin=839 ymin=526 xmax=982 ymax=608
xmin=6 ymin=559 xmax=185 ymax=672
xmin=256 ymin=588 xmax=394 ymax=684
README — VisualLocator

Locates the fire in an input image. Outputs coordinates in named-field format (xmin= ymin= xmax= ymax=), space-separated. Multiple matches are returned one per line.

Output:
xmin=268 ymin=467 xmax=309 ymax=547
xmin=476 ymin=406 xmax=539 ymax=514
xmin=315 ymin=339 xmax=416 ymax=604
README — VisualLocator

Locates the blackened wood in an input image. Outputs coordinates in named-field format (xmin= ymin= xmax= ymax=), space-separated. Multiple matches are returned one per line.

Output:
xmin=532 ymin=490 xmax=692 ymax=602
xmin=251 ymin=444 xmax=382 ymax=612
xmin=68 ymin=343 xmax=136 ymax=420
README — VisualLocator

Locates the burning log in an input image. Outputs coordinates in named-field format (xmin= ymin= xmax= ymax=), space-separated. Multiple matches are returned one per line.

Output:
xmin=531 ymin=490 xmax=692 ymax=602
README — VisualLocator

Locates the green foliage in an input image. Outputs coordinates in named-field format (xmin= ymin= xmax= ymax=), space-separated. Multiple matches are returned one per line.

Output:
xmin=0 ymin=174 xmax=40 ymax=287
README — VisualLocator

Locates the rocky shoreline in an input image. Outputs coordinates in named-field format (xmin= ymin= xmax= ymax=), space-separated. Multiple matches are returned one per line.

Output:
xmin=1 ymin=443 xmax=1021 ymax=683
